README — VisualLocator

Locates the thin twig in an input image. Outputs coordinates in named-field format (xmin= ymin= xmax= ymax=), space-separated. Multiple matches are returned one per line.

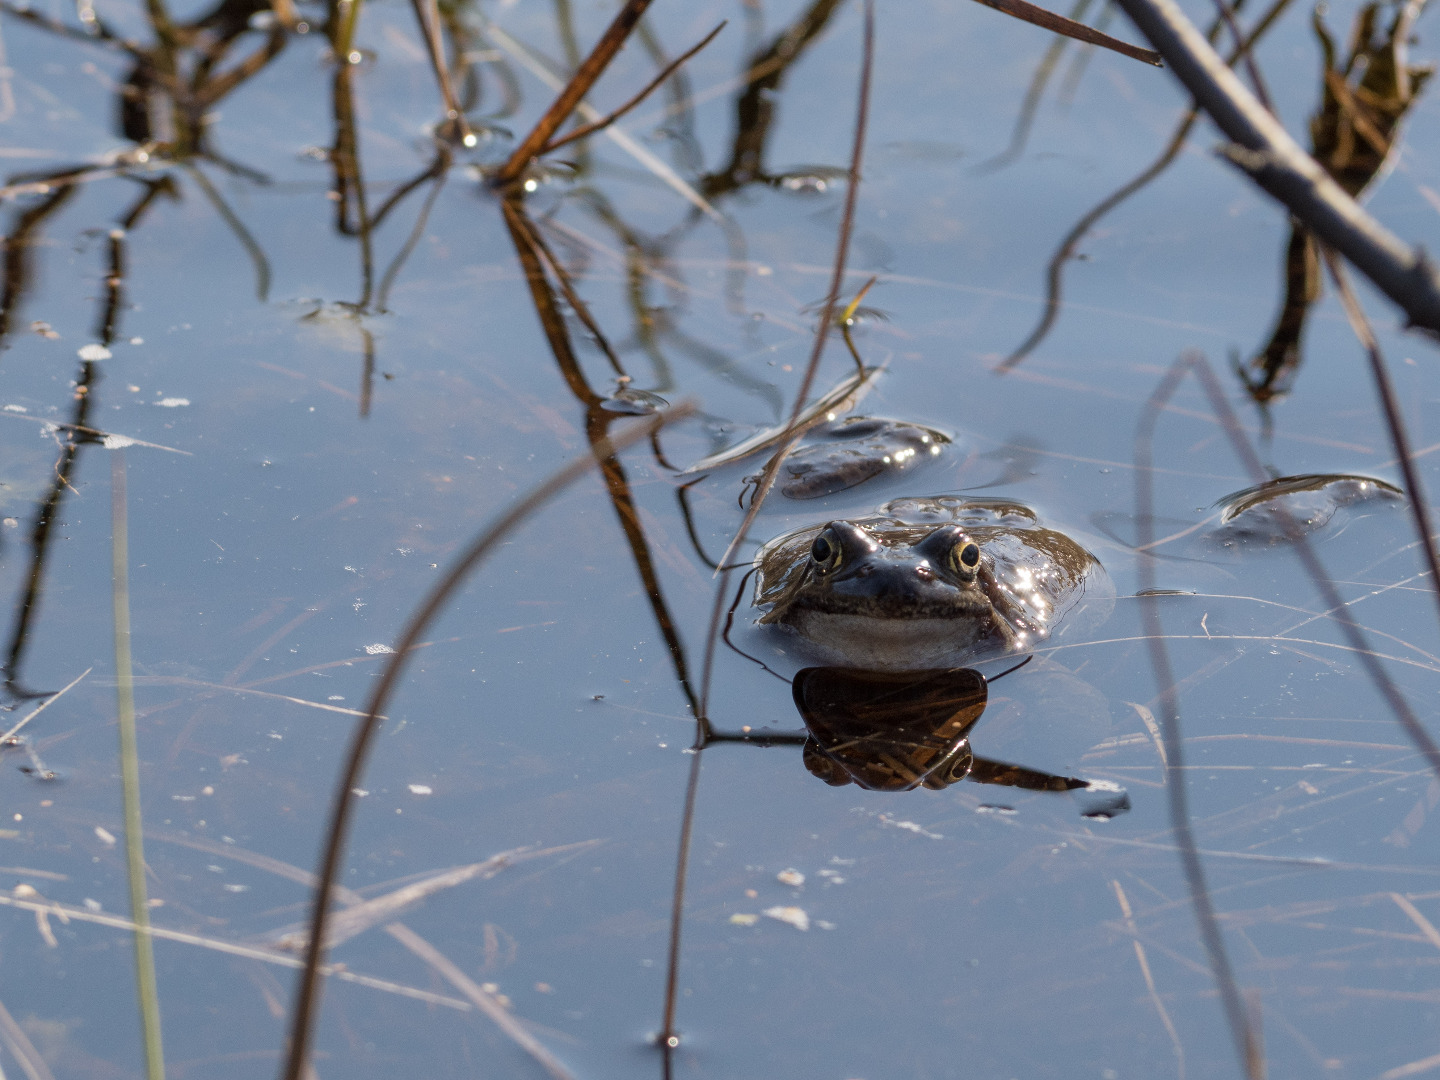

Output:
xmin=0 ymin=996 xmax=57 ymax=1080
xmin=1111 ymin=0 xmax=1440 ymax=336
xmin=544 ymin=21 xmax=725 ymax=154
xmin=1135 ymin=356 xmax=1263 ymax=1080
xmin=971 ymin=0 xmax=1162 ymax=64
xmin=711 ymin=0 xmax=875 ymax=574
xmin=666 ymin=1 xmax=876 ymax=1066
xmin=408 ymin=0 xmax=475 ymax=145
xmin=0 ymin=892 xmax=472 ymax=1010
xmin=1111 ymin=880 xmax=1186 ymax=1079
xmin=494 ymin=0 xmax=655 ymax=186
xmin=1209 ymin=0 xmax=1271 ymax=111
xmin=111 ymin=451 xmax=165 ymax=1080
xmin=0 ymin=667 xmax=90 ymax=743
xmin=277 ymin=405 xmax=693 ymax=1080
xmin=482 ymin=19 xmax=721 ymax=219
xmin=1184 ymin=355 xmax=1440 ymax=779
xmin=1320 ymin=246 xmax=1440 ymax=643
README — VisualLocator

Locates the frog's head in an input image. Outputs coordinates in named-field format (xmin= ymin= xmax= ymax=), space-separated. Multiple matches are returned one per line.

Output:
xmin=756 ymin=519 xmax=1031 ymax=668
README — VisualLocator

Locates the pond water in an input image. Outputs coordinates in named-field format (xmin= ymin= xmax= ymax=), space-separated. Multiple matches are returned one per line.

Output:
xmin=2 ymin=0 xmax=1440 ymax=1077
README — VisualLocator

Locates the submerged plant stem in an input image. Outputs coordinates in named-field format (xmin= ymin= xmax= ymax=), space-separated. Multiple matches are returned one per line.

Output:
xmin=111 ymin=450 xmax=165 ymax=1080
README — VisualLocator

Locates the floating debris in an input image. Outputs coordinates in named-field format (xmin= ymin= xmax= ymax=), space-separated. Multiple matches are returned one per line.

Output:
xmin=600 ymin=386 xmax=669 ymax=415
xmin=776 ymin=868 xmax=805 ymax=887
xmin=763 ymin=905 xmax=810 ymax=931
xmin=729 ymin=913 xmax=760 ymax=926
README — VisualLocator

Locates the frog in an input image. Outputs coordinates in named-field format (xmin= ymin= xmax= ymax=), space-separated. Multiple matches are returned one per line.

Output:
xmin=1202 ymin=473 xmax=1402 ymax=548
xmin=752 ymin=496 xmax=1109 ymax=671
xmin=772 ymin=416 xmax=950 ymax=499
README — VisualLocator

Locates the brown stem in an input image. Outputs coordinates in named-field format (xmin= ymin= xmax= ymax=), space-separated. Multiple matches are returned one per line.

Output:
xmin=543 ymin=21 xmax=726 ymax=154
xmin=494 ymin=0 xmax=656 ymax=186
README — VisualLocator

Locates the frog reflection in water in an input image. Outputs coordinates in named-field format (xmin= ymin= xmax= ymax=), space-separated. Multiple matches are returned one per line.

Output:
xmin=754 ymin=496 xmax=1108 ymax=671
xmin=717 ymin=664 xmax=1128 ymax=814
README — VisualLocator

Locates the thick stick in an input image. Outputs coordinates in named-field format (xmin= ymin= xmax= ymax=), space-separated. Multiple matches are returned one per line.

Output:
xmin=1111 ymin=0 xmax=1440 ymax=336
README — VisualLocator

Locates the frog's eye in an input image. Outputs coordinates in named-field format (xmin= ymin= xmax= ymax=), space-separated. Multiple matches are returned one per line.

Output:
xmin=947 ymin=539 xmax=982 ymax=579
xmin=810 ymin=530 xmax=841 ymax=569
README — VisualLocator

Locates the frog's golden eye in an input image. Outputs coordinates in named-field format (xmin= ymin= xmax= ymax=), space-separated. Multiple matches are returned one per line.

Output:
xmin=810 ymin=529 xmax=841 ymax=569
xmin=948 ymin=539 xmax=981 ymax=578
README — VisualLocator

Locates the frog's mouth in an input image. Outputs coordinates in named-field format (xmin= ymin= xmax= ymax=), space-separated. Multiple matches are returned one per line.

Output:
xmin=787 ymin=570 xmax=998 ymax=621
xmin=787 ymin=590 xmax=996 ymax=620
xmin=780 ymin=610 xmax=1011 ymax=671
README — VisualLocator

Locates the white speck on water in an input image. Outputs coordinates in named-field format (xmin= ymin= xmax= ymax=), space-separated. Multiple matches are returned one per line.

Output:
xmin=83 ymin=898 xmax=102 ymax=912
xmin=408 ymin=784 xmax=432 ymax=795
xmin=327 ymin=695 xmax=344 ymax=701
xmin=223 ymin=883 xmax=249 ymax=893
xmin=352 ymin=788 xmax=369 ymax=797
xmin=94 ymin=826 xmax=116 ymax=846
xmin=129 ymin=337 xmax=143 ymax=345
xmin=155 ymin=397 xmax=190 ymax=408
xmin=878 ymin=814 xmax=943 ymax=839
xmin=77 ymin=344 xmax=111 ymax=361
xmin=729 ymin=913 xmax=759 ymax=926
xmin=364 ymin=643 xmax=395 ymax=655
xmin=3 ymin=404 xmax=26 ymax=412
xmin=763 ymin=906 xmax=810 ymax=931
xmin=776 ymin=868 xmax=805 ymax=887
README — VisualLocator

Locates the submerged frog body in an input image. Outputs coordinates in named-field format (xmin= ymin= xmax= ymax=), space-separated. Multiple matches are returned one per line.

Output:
xmin=1205 ymin=473 xmax=1402 ymax=547
xmin=754 ymin=496 xmax=1108 ymax=671
xmin=777 ymin=417 xmax=950 ymax=499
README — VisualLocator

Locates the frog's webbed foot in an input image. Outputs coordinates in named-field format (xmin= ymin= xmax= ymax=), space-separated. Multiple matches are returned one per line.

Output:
xmin=969 ymin=756 xmax=1087 ymax=792
xmin=969 ymin=757 xmax=1131 ymax=818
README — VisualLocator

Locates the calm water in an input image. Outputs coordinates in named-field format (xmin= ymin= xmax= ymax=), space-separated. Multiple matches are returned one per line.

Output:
xmin=2 ymin=0 xmax=1439 ymax=1077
